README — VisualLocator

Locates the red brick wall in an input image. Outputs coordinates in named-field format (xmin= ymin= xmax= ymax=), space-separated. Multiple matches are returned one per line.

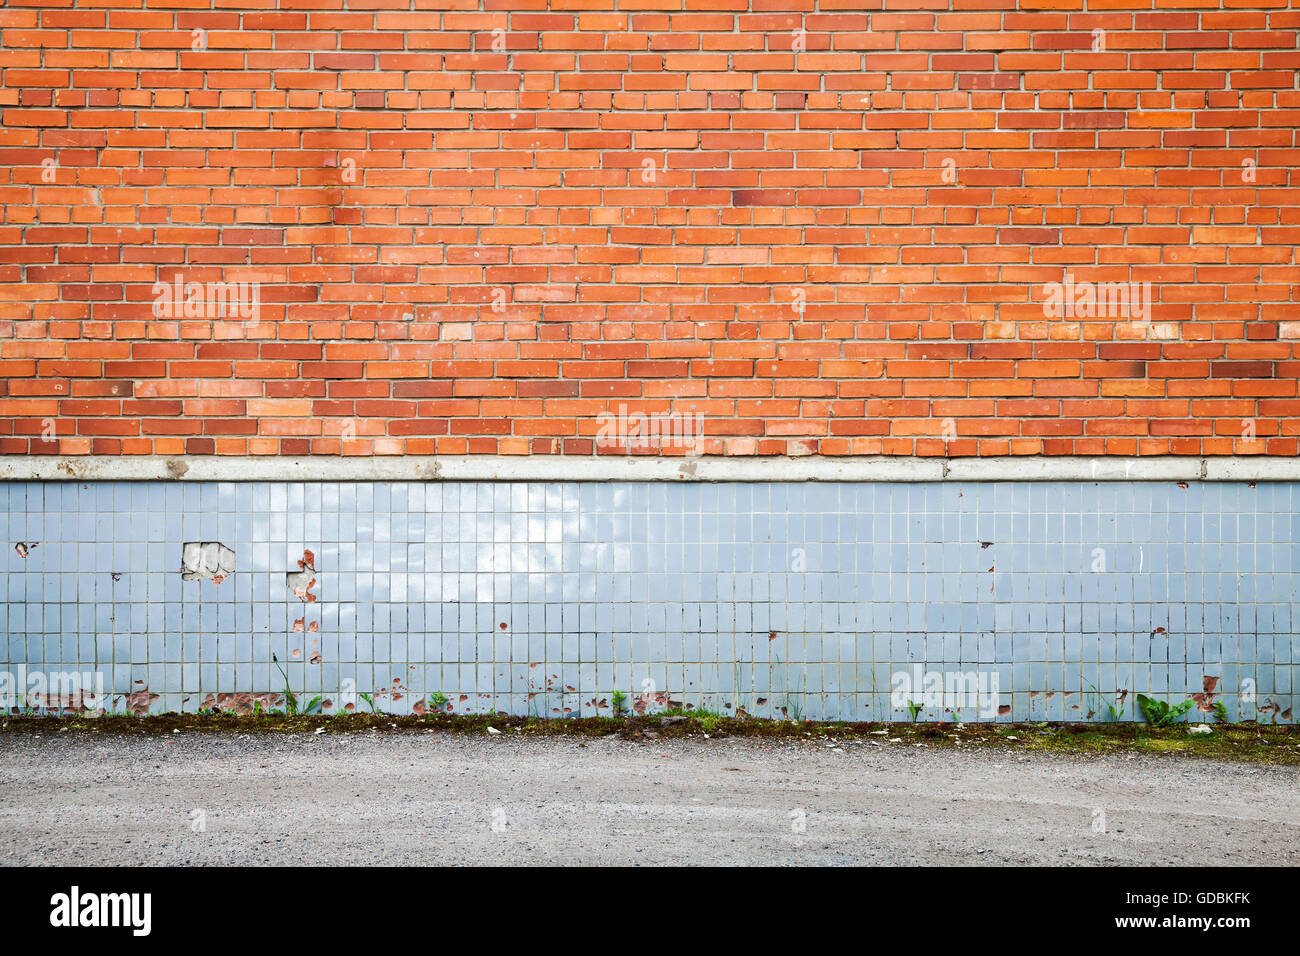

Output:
xmin=2 ymin=0 xmax=1298 ymax=458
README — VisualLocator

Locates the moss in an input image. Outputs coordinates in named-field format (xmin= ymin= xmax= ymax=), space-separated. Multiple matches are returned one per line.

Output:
xmin=1 ymin=712 xmax=1296 ymax=764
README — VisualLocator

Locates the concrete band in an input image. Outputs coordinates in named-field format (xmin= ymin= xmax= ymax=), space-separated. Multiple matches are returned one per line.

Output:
xmin=1 ymin=455 xmax=1298 ymax=482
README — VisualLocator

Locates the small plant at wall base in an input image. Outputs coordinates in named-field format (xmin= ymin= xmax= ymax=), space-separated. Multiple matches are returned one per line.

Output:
xmin=611 ymin=689 xmax=627 ymax=718
xmin=272 ymin=654 xmax=296 ymax=715
xmin=1108 ymin=691 xmax=1127 ymax=723
xmin=907 ymin=700 xmax=922 ymax=722
xmin=1136 ymin=694 xmax=1196 ymax=727
xmin=272 ymin=655 xmax=323 ymax=716
xmin=428 ymin=691 xmax=449 ymax=713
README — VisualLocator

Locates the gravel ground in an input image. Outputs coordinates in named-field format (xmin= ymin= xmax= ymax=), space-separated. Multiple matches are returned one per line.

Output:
xmin=1 ymin=731 xmax=1296 ymax=866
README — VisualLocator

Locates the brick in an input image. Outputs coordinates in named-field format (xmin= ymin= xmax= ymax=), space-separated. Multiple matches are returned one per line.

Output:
xmin=0 ymin=5 xmax=1293 ymax=459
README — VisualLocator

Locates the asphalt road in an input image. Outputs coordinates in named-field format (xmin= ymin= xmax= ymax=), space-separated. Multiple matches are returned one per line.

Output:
xmin=2 ymin=731 xmax=1296 ymax=866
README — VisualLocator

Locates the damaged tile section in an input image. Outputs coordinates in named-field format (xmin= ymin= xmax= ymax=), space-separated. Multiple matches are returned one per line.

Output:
xmin=201 ymin=692 xmax=283 ymax=714
xmin=633 ymin=691 xmax=681 ymax=715
xmin=14 ymin=542 xmax=36 ymax=558
xmin=180 ymin=541 xmax=235 ymax=584
xmin=124 ymin=684 xmax=160 ymax=716
xmin=286 ymin=549 xmax=317 ymax=602
xmin=1191 ymin=676 xmax=1221 ymax=712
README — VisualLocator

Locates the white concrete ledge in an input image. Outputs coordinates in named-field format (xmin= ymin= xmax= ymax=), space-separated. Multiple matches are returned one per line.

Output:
xmin=0 ymin=455 xmax=1297 ymax=482
xmin=943 ymin=457 xmax=1205 ymax=482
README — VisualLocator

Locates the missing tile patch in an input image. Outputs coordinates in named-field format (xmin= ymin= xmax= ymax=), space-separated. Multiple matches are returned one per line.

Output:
xmin=180 ymin=541 xmax=235 ymax=584
xmin=286 ymin=549 xmax=318 ymax=602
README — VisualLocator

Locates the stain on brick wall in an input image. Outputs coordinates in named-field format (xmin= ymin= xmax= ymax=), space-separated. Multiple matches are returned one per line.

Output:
xmin=0 ymin=0 xmax=1298 ymax=458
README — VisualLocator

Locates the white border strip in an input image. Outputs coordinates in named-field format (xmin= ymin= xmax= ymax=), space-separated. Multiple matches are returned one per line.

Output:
xmin=0 ymin=455 xmax=1296 ymax=482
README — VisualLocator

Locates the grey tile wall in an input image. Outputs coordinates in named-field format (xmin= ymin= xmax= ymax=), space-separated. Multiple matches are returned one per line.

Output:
xmin=1 ymin=480 xmax=1294 ymax=723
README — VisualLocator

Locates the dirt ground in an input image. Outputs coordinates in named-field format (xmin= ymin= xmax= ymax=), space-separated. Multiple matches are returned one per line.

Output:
xmin=2 ymin=731 xmax=1296 ymax=866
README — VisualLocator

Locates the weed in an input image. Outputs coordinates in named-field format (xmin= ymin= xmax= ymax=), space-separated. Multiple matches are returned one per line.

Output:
xmin=359 ymin=692 xmax=378 ymax=714
xmin=907 ymin=700 xmax=922 ymax=722
xmin=428 ymin=691 xmax=449 ymax=713
xmin=611 ymin=689 xmax=627 ymax=718
xmin=771 ymin=651 xmax=804 ymax=722
xmin=1136 ymin=694 xmax=1196 ymax=727
xmin=271 ymin=655 xmax=298 ymax=716
xmin=1213 ymin=700 xmax=1228 ymax=724
xmin=1084 ymin=681 xmax=1128 ymax=722
xmin=782 ymin=697 xmax=803 ymax=722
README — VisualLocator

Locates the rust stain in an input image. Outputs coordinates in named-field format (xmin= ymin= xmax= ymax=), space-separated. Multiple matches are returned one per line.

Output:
xmin=998 ymin=704 xmax=1011 ymax=715
xmin=14 ymin=542 xmax=36 ymax=558
xmin=309 ymin=651 xmax=322 ymax=664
